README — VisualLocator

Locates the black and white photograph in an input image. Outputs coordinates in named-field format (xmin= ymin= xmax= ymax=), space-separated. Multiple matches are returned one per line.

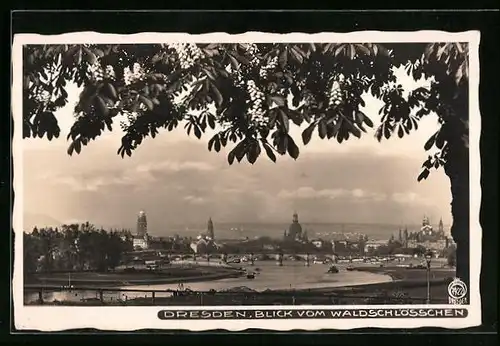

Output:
xmin=12 ymin=31 xmax=481 ymax=331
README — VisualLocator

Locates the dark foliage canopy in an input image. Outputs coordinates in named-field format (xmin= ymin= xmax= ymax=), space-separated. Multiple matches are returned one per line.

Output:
xmin=23 ymin=42 xmax=468 ymax=181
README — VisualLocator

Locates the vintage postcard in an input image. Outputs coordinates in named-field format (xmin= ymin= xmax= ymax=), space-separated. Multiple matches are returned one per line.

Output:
xmin=12 ymin=31 xmax=482 ymax=331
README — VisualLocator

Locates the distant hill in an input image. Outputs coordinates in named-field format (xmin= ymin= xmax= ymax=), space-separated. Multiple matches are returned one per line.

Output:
xmin=23 ymin=212 xmax=62 ymax=231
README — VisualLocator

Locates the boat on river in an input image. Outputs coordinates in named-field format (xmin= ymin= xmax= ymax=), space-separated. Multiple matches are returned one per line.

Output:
xmin=327 ymin=265 xmax=339 ymax=274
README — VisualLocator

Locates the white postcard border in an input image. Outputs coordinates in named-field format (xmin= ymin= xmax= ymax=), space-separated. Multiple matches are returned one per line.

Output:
xmin=12 ymin=30 xmax=482 ymax=331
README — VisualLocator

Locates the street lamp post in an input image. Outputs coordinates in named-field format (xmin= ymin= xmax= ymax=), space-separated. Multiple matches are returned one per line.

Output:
xmin=425 ymin=251 xmax=432 ymax=304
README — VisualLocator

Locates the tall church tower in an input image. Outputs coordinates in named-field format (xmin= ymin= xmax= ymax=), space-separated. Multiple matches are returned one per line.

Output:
xmin=137 ymin=210 xmax=147 ymax=237
xmin=207 ymin=217 xmax=215 ymax=239
xmin=438 ymin=217 xmax=444 ymax=235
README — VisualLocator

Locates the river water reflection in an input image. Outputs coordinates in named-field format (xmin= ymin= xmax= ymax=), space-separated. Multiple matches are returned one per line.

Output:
xmin=24 ymin=262 xmax=393 ymax=304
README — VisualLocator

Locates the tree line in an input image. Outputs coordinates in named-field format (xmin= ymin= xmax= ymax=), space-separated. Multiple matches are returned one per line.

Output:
xmin=23 ymin=222 xmax=133 ymax=275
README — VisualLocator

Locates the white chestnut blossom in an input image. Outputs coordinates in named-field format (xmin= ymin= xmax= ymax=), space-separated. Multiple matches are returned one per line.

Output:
xmin=259 ymin=56 xmax=278 ymax=78
xmin=246 ymin=80 xmax=267 ymax=126
xmin=244 ymin=43 xmax=260 ymax=66
xmin=123 ymin=63 xmax=147 ymax=86
xmin=328 ymin=79 xmax=344 ymax=108
xmin=168 ymin=43 xmax=205 ymax=70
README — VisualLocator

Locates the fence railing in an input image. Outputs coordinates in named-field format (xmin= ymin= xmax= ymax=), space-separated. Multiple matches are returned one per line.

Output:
xmin=24 ymin=285 xmax=449 ymax=306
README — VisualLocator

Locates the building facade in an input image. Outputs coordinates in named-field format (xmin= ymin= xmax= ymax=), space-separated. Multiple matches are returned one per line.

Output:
xmin=133 ymin=235 xmax=149 ymax=250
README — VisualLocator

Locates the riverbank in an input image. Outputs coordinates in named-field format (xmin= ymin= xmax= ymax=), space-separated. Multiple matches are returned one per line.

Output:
xmin=350 ymin=265 xmax=455 ymax=282
xmin=25 ymin=265 xmax=243 ymax=288
xmin=25 ymin=279 xmax=451 ymax=306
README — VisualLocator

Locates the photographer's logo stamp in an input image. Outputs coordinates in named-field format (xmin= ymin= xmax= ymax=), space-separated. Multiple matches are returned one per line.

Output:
xmin=448 ymin=278 xmax=468 ymax=305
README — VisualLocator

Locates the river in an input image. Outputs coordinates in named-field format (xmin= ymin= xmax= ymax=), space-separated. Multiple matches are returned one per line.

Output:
xmin=24 ymin=261 xmax=393 ymax=304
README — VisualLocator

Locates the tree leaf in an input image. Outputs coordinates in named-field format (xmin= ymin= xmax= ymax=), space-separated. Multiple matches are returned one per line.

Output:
xmin=279 ymin=49 xmax=288 ymax=68
xmin=235 ymin=141 xmax=246 ymax=162
xmin=104 ymin=83 xmax=118 ymax=101
xmin=221 ymin=134 xmax=228 ymax=146
xmin=194 ymin=125 xmax=202 ymax=139
xmin=74 ymin=139 xmax=82 ymax=154
xmin=82 ymin=47 xmax=97 ymax=65
xmin=208 ymin=135 xmax=216 ymax=151
xmin=207 ymin=114 xmax=216 ymax=129
xmin=404 ymin=121 xmax=410 ymax=134
xmin=383 ymin=123 xmax=392 ymax=139
xmin=424 ymin=131 xmax=437 ymax=151
xmin=301 ymin=122 xmax=316 ymax=145
xmin=345 ymin=119 xmax=361 ymax=139
xmin=203 ymin=68 xmax=217 ymax=81
xmin=246 ymin=141 xmax=261 ymax=164
xmin=348 ymin=44 xmax=356 ymax=59
xmin=228 ymin=54 xmax=240 ymax=70
xmin=214 ymin=136 xmax=221 ymax=152
xmin=332 ymin=118 xmax=343 ymax=137
xmin=76 ymin=47 xmax=83 ymax=65
xmin=231 ymin=52 xmax=251 ymax=65
xmin=277 ymin=133 xmax=288 ymax=154
xmin=422 ymin=157 xmax=433 ymax=169
xmin=93 ymin=48 xmax=104 ymax=58
xmin=355 ymin=111 xmax=365 ymax=125
xmin=417 ymin=168 xmax=430 ymax=182
xmin=289 ymin=47 xmax=303 ymax=64
xmin=375 ymin=127 xmax=383 ymax=142
xmin=287 ymin=135 xmax=299 ymax=160
xmin=356 ymin=44 xmax=371 ymax=56
xmin=95 ymin=96 xmax=109 ymax=116
xmin=318 ymin=120 xmax=327 ymax=139
xmin=228 ymin=149 xmax=236 ymax=165
xmin=412 ymin=117 xmax=419 ymax=130
xmin=262 ymin=142 xmax=277 ymax=163
xmin=435 ymin=130 xmax=445 ymax=149
xmin=139 ymin=95 xmax=154 ymax=111
xmin=323 ymin=43 xmax=333 ymax=53
xmin=270 ymin=95 xmax=286 ymax=107
xmin=67 ymin=142 xmax=75 ymax=156
xmin=397 ymin=125 xmax=404 ymax=138
xmin=210 ymin=83 xmax=224 ymax=107
xmin=105 ymin=118 xmax=113 ymax=131
xmin=363 ymin=115 xmax=374 ymax=128
xmin=279 ymin=110 xmax=289 ymax=133
xmin=293 ymin=46 xmax=307 ymax=58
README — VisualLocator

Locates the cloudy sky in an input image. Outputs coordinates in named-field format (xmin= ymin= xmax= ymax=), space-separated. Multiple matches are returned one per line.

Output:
xmin=21 ymin=66 xmax=453 ymax=234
